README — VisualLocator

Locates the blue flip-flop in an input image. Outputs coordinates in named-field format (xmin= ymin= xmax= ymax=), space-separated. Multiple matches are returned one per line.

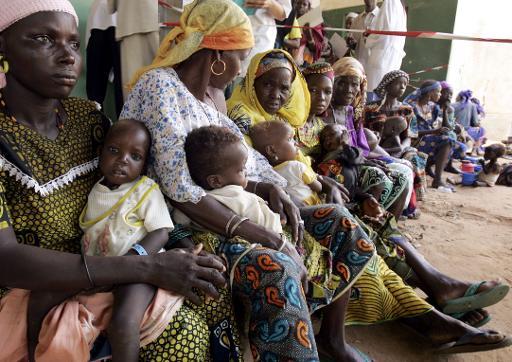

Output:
xmin=435 ymin=331 xmax=512 ymax=354
xmin=442 ymin=282 xmax=509 ymax=315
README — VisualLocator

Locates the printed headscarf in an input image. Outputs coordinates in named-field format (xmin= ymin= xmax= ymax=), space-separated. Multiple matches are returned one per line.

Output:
xmin=129 ymin=0 xmax=254 ymax=88
xmin=373 ymin=70 xmax=409 ymax=98
xmin=302 ymin=62 xmax=334 ymax=81
xmin=227 ymin=49 xmax=311 ymax=135
xmin=255 ymin=52 xmax=294 ymax=79
xmin=0 ymin=0 xmax=78 ymax=88
xmin=332 ymin=57 xmax=367 ymax=121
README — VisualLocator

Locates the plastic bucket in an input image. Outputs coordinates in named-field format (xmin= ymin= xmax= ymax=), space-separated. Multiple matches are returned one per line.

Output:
xmin=461 ymin=172 xmax=477 ymax=186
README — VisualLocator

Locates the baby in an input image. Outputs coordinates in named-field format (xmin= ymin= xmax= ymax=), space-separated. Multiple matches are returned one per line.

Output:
xmin=378 ymin=116 xmax=409 ymax=157
xmin=317 ymin=123 xmax=366 ymax=197
xmin=249 ymin=121 xmax=323 ymax=207
xmin=476 ymin=144 xmax=506 ymax=187
xmin=185 ymin=125 xmax=282 ymax=234
xmin=27 ymin=119 xmax=180 ymax=362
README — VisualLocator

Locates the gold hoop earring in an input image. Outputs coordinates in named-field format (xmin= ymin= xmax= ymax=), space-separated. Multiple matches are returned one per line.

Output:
xmin=0 ymin=56 xmax=9 ymax=74
xmin=210 ymin=59 xmax=226 ymax=76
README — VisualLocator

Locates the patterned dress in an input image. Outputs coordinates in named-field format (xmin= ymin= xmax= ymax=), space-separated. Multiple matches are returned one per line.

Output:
xmin=122 ymin=68 xmax=433 ymax=361
xmin=407 ymin=100 xmax=467 ymax=160
xmin=0 ymin=98 xmax=208 ymax=361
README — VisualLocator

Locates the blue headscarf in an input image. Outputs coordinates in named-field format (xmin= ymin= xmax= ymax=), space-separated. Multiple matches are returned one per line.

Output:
xmin=404 ymin=81 xmax=441 ymax=103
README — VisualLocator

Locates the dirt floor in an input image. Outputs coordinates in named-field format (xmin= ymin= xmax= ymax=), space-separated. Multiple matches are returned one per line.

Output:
xmin=345 ymin=173 xmax=512 ymax=361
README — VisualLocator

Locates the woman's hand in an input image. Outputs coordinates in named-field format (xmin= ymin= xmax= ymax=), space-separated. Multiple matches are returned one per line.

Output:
xmin=245 ymin=0 xmax=286 ymax=20
xmin=433 ymin=127 xmax=451 ymax=135
xmin=318 ymin=175 xmax=351 ymax=205
xmin=258 ymin=183 xmax=305 ymax=244
xmin=148 ymin=244 xmax=227 ymax=305
xmin=281 ymin=241 xmax=309 ymax=295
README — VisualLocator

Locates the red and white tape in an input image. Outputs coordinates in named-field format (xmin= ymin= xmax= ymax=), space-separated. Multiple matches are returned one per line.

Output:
xmin=160 ymin=21 xmax=512 ymax=45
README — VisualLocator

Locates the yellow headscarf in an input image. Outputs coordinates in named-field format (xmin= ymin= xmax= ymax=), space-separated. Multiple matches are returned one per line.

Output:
xmin=332 ymin=57 xmax=367 ymax=121
xmin=129 ymin=0 xmax=254 ymax=88
xmin=227 ymin=49 xmax=311 ymax=135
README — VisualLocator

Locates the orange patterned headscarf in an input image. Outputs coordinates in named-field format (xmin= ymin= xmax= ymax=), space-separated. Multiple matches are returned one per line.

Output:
xmin=129 ymin=0 xmax=254 ymax=88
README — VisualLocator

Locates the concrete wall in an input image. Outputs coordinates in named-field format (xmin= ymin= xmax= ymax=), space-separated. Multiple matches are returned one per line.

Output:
xmin=447 ymin=0 xmax=512 ymax=140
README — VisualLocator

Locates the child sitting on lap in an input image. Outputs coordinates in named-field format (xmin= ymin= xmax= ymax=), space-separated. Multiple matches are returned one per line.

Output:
xmin=249 ymin=121 xmax=323 ymax=207
xmin=184 ymin=125 xmax=283 ymax=234
xmin=25 ymin=119 xmax=181 ymax=362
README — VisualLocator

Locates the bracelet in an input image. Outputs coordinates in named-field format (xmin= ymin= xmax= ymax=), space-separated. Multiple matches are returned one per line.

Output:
xmin=166 ymin=224 xmax=193 ymax=249
xmin=252 ymin=181 xmax=260 ymax=194
xmin=131 ymin=243 xmax=148 ymax=256
xmin=277 ymin=234 xmax=288 ymax=251
xmin=225 ymin=214 xmax=238 ymax=236
xmin=228 ymin=217 xmax=249 ymax=238
xmin=81 ymin=248 xmax=95 ymax=289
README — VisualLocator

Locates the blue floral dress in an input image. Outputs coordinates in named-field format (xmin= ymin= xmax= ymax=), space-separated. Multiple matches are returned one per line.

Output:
xmin=407 ymin=100 xmax=467 ymax=160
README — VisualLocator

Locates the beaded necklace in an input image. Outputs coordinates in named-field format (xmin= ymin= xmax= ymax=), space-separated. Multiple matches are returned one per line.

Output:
xmin=0 ymin=90 xmax=65 ymax=130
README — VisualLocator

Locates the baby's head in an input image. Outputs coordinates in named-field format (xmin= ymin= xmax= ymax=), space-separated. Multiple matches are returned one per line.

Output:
xmin=185 ymin=126 xmax=248 ymax=190
xmin=250 ymin=121 xmax=298 ymax=166
xmin=319 ymin=124 xmax=349 ymax=153
xmin=381 ymin=116 xmax=408 ymax=138
xmin=99 ymin=119 xmax=151 ymax=188
xmin=484 ymin=144 xmax=506 ymax=161
xmin=364 ymin=128 xmax=380 ymax=151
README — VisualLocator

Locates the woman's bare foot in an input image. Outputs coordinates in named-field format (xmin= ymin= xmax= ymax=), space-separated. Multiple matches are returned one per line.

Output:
xmin=460 ymin=309 xmax=490 ymax=327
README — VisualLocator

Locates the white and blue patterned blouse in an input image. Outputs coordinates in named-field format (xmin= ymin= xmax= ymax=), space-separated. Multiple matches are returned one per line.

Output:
xmin=121 ymin=67 xmax=286 ymax=203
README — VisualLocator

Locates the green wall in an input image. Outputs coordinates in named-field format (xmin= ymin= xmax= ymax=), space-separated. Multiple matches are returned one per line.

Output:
xmin=323 ymin=0 xmax=458 ymax=89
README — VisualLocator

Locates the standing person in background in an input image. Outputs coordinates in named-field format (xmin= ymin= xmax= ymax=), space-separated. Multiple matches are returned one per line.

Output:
xmin=107 ymin=0 xmax=159 ymax=99
xmin=348 ymin=0 xmax=379 ymax=72
xmin=345 ymin=12 xmax=358 ymax=29
xmin=241 ymin=0 xmax=291 ymax=76
xmin=364 ymin=0 xmax=407 ymax=90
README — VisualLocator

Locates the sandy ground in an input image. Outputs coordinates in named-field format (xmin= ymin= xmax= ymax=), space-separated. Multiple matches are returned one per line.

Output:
xmin=345 ymin=175 xmax=512 ymax=361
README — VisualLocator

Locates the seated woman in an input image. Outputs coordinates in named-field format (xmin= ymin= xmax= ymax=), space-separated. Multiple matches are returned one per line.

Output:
xmin=404 ymin=80 xmax=463 ymax=191
xmin=325 ymin=57 xmax=414 ymax=218
xmin=365 ymin=70 xmax=428 ymax=203
xmin=0 ymin=1 xmax=229 ymax=361
xmin=295 ymin=62 xmax=334 ymax=159
xmin=226 ymin=51 xmax=511 ymax=358
xmin=453 ymin=89 xmax=487 ymax=156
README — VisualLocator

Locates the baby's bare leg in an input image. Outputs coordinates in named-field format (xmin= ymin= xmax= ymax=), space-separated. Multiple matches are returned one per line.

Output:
xmin=108 ymin=283 xmax=156 ymax=362
xmin=27 ymin=290 xmax=78 ymax=362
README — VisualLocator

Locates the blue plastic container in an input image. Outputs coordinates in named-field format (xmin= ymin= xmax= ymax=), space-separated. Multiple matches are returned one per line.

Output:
xmin=461 ymin=172 xmax=477 ymax=186
xmin=473 ymin=164 xmax=483 ymax=173
xmin=465 ymin=156 xmax=480 ymax=164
